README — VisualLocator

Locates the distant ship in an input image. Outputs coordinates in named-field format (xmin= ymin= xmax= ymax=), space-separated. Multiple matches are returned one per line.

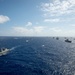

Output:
xmin=56 ymin=37 xmax=59 ymax=40
xmin=0 ymin=48 xmax=9 ymax=56
xmin=53 ymin=37 xmax=55 ymax=39
xmin=65 ymin=39 xmax=72 ymax=43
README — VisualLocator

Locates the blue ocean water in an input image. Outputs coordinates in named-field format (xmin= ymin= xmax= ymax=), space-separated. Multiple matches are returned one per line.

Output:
xmin=0 ymin=37 xmax=75 ymax=75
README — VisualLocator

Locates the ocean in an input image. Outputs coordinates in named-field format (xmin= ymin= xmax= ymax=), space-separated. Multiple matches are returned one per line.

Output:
xmin=0 ymin=37 xmax=75 ymax=75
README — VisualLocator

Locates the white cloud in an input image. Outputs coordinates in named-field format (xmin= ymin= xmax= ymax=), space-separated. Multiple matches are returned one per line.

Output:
xmin=41 ymin=0 xmax=75 ymax=16
xmin=49 ymin=27 xmax=62 ymax=32
xmin=26 ymin=22 xmax=32 ymax=26
xmin=34 ymin=26 xmax=44 ymax=33
xmin=44 ymin=18 xmax=60 ymax=22
xmin=0 ymin=15 xmax=10 ymax=24
xmin=13 ymin=26 xmax=45 ymax=36
xmin=13 ymin=27 xmax=33 ymax=34
xmin=12 ymin=26 xmax=65 ymax=36
xmin=12 ymin=25 xmax=75 ymax=36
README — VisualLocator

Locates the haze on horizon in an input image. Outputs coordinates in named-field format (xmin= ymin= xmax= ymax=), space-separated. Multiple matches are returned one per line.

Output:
xmin=0 ymin=0 xmax=75 ymax=37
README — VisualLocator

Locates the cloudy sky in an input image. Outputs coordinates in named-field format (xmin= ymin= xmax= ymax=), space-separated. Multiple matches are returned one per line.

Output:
xmin=0 ymin=0 xmax=75 ymax=36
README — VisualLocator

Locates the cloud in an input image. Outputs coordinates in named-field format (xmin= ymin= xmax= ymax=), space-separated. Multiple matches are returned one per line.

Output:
xmin=13 ymin=26 xmax=65 ymax=36
xmin=0 ymin=15 xmax=10 ymax=24
xmin=34 ymin=26 xmax=44 ymax=33
xmin=12 ymin=25 xmax=75 ymax=36
xmin=41 ymin=0 xmax=75 ymax=16
xmin=13 ymin=26 xmax=45 ymax=36
xmin=49 ymin=27 xmax=62 ymax=32
xmin=44 ymin=18 xmax=60 ymax=22
xmin=26 ymin=22 xmax=32 ymax=26
xmin=13 ymin=27 xmax=33 ymax=34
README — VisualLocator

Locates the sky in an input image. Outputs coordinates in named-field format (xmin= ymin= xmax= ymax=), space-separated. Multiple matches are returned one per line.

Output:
xmin=0 ymin=0 xmax=75 ymax=37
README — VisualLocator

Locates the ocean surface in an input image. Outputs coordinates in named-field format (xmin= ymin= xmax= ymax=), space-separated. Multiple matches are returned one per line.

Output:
xmin=0 ymin=37 xmax=75 ymax=75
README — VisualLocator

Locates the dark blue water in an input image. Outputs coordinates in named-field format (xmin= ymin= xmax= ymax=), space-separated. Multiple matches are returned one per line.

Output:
xmin=0 ymin=37 xmax=75 ymax=75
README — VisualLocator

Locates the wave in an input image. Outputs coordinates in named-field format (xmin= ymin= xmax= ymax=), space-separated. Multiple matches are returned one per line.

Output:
xmin=10 ymin=45 xmax=22 ymax=51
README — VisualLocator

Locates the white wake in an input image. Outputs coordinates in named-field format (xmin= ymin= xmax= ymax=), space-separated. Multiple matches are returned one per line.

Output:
xmin=10 ymin=45 xmax=22 ymax=51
